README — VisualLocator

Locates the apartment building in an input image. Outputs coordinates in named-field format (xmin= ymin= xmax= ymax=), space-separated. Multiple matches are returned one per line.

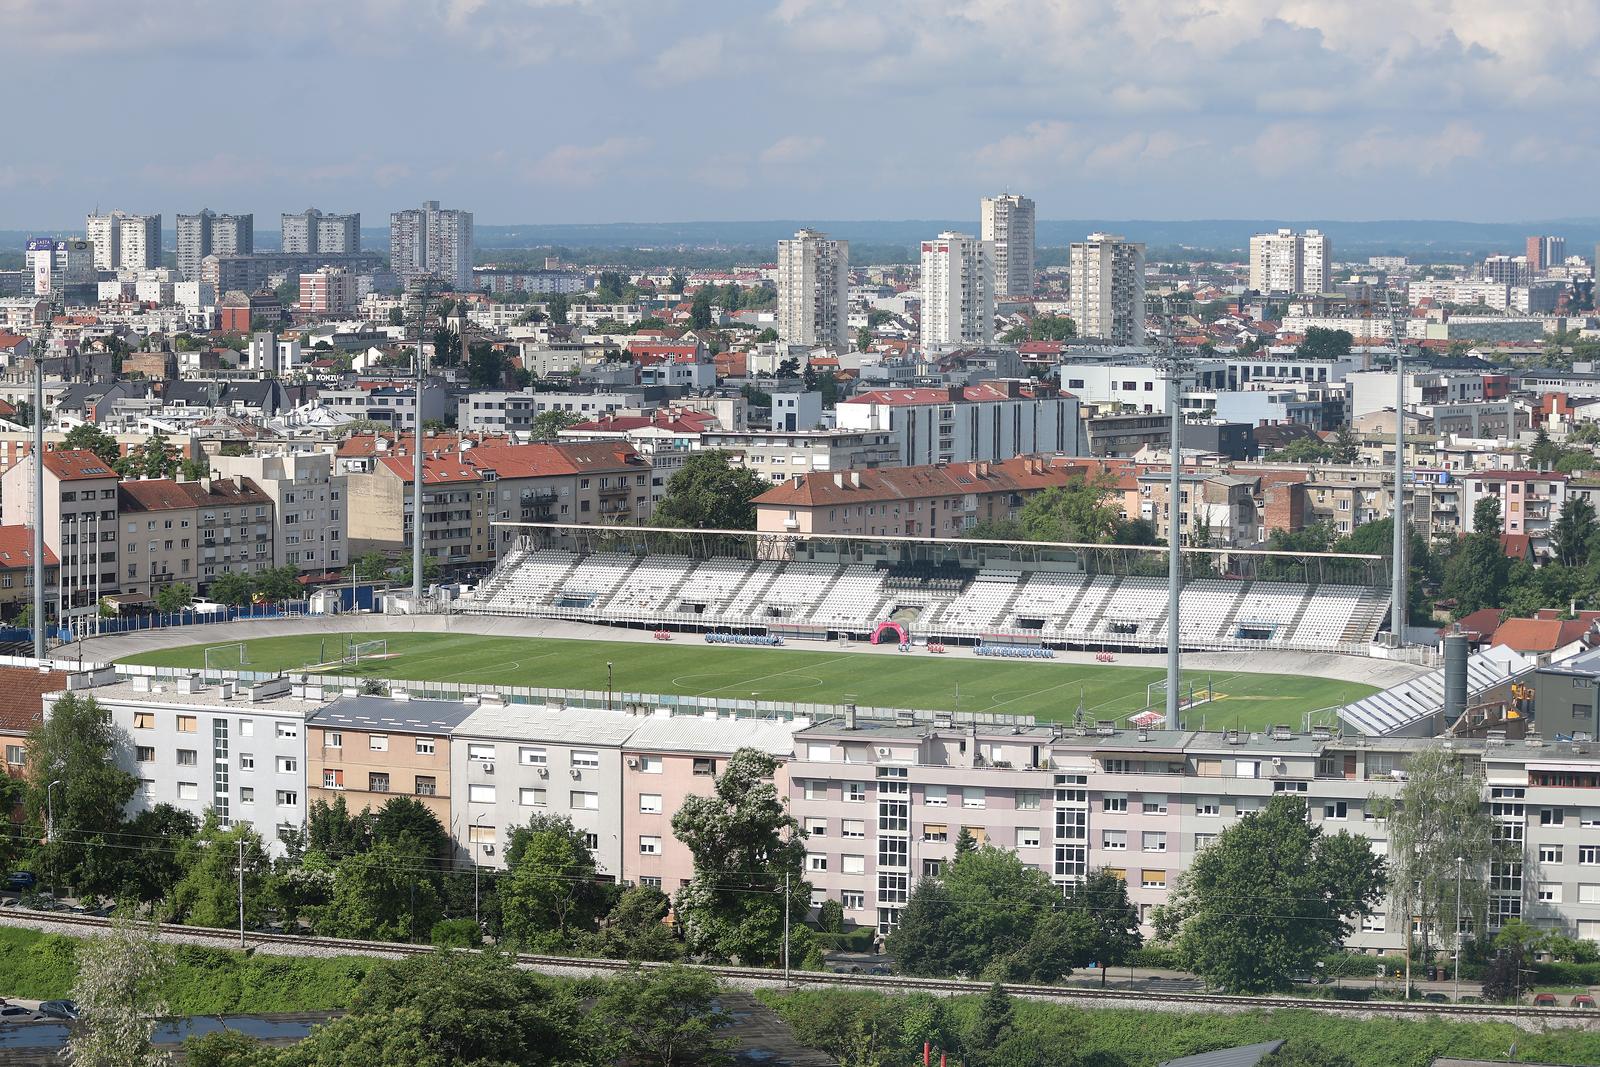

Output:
xmin=305 ymin=694 xmax=475 ymax=827
xmin=701 ymin=428 xmax=901 ymax=485
xmin=1131 ymin=471 xmax=1261 ymax=547
xmin=920 ymin=232 xmax=994 ymax=349
xmin=980 ymin=194 xmax=1036 ymax=299
xmin=1 ymin=449 xmax=120 ymax=623
xmin=449 ymin=702 xmax=638 ymax=878
xmin=208 ymin=451 xmax=346 ymax=574
xmin=299 ymin=266 xmax=356 ymax=315
xmin=281 ymin=208 xmax=361 ymax=255
xmin=116 ymin=476 xmax=275 ymax=596
xmin=86 ymin=211 xmax=161 ymax=271
xmin=390 ymin=200 xmax=473 ymax=289
xmin=776 ymin=228 xmax=849 ymax=348
xmin=317 ymin=381 xmax=452 ymax=430
xmin=0 ymin=525 xmax=56 ymax=621
xmin=1248 ymin=228 xmax=1332 ymax=295
xmin=1461 ymin=470 xmax=1568 ymax=557
xmin=471 ymin=442 xmax=653 ymax=556
xmin=1069 ymin=234 xmax=1145 ymax=346
xmin=60 ymin=675 xmax=317 ymax=856
xmin=346 ymin=455 xmax=492 ymax=570
xmin=787 ymin=718 xmax=1600 ymax=947
xmin=835 ymin=381 xmax=1082 ymax=467
xmin=176 ymin=210 xmax=253 ymax=281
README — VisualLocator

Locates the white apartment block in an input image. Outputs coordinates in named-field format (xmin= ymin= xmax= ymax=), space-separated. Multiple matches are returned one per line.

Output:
xmin=87 ymin=211 xmax=162 ymax=271
xmin=390 ymin=200 xmax=474 ymax=290
xmin=1248 ymin=228 xmax=1331 ymax=294
xmin=920 ymin=232 xmax=994 ymax=349
xmin=282 ymin=208 xmax=361 ymax=255
xmin=208 ymin=451 xmax=347 ymax=574
xmin=1069 ymin=234 xmax=1146 ymax=347
xmin=981 ymin=193 xmax=1036 ymax=298
xmin=776 ymin=229 xmax=849 ymax=348
xmin=176 ymin=210 xmax=253 ymax=281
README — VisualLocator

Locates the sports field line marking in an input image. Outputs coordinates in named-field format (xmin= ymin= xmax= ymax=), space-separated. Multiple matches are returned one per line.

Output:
xmin=684 ymin=655 xmax=859 ymax=699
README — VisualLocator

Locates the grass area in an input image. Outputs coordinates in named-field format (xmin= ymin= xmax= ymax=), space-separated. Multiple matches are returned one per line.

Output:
xmin=0 ymin=927 xmax=371 ymax=1013
xmin=122 ymin=632 xmax=1376 ymax=729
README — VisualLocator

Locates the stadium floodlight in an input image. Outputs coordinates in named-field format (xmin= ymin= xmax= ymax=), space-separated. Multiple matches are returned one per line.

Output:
xmin=1150 ymin=340 xmax=1190 ymax=728
xmin=1387 ymin=298 xmax=1409 ymax=649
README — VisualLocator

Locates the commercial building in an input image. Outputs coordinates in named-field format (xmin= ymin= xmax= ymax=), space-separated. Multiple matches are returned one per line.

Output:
xmin=920 ymin=232 xmax=994 ymax=349
xmin=176 ymin=210 xmax=254 ymax=281
xmin=980 ymin=193 xmax=1036 ymax=299
xmin=776 ymin=229 xmax=849 ymax=348
xmin=25 ymin=238 xmax=96 ymax=300
xmin=836 ymin=381 xmax=1082 ymax=467
xmin=281 ymin=208 xmax=361 ymax=255
xmin=1248 ymin=228 xmax=1332 ymax=294
xmin=1527 ymin=235 xmax=1566 ymax=274
xmin=1482 ymin=255 xmax=1532 ymax=287
xmin=390 ymin=200 xmax=474 ymax=290
xmin=208 ymin=451 xmax=347 ymax=575
xmin=1069 ymin=234 xmax=1146 ymax=346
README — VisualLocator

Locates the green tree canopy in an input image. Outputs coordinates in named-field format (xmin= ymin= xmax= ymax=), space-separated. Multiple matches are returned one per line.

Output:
xmin=654 ymin=451 xmax=769 ymax=531
xmin=154 ymin=582 xmax=194 ymax=613
xmin=169 ymin=814 xmax=272 ymax=928
xmin=207 ymin=571 xmax=255 ymax=606
xmin=1017 ymin=475 xmax=1133 ymax=544
xmin=500 ymin=814 xmax=612 ymax=951
xmin=24 ymin=693 xmax=139 ymax=898
xmin=1295 ymin=327 xmax=1354 ymax=361
xmin=61 ymin=423 xmax=122 ymax=466
xmin=590 ymin=966 xmax=733 ymax=1067
xmin=310 ymin=839 xmax=441 ymax=942
xmin=530 ymin=410 xmax=583 ymax=441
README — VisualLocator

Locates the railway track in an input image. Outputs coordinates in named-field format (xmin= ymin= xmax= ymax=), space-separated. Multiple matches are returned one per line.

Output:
xmin=4 ymin=907 xmax=1595 ymax=1028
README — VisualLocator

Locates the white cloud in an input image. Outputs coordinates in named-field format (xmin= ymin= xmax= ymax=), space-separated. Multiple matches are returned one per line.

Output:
xmin=759 ymin=135 xmax=824 ymax=166
xmin=973 ymin=121 xmax=1077 ymax=172
xmin=1342 ymin=120 xmax=1485 ymax=175
xmin=525 ymin=137 xmax=649 ymax=185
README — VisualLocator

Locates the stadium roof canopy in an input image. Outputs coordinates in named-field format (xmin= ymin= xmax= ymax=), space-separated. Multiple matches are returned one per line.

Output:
xmin=1337 ymin=644 xmax=1535 ymax=737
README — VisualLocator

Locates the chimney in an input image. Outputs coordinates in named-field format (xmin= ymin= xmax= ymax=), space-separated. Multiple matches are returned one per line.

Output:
xmin=947 ymin=385 xmax=963 ymax=402
xmin=844 ymin=703 xmax=857 ymax=730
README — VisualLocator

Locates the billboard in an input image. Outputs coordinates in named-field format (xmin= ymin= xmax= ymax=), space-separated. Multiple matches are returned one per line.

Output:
xmin=25 ymin=237 xmax=59 ymax=252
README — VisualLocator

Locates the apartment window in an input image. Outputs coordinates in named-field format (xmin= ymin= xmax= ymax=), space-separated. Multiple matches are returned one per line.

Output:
xmin=135 ymin=746 xmax=155 ymax=763
xmin=804 ymin=817 xmax=826 ymax=837
xmin=276 ymin=756 xmax=297 ymax=774
xmin=1017 ymin=828 xmax=1041 ymax=849
xmin=370 ymin=735 xmax=389 ymax=752
xmin=176 ymin=749 xmax=197 ymax=767
xmin=322 ymin=770 xmax=343 ymax=789
xmin=415 ymin=737 xmax=435 ymax=755
xmin=1541 ymin=808 xmax=1565 ymax=826
xmin=923 ymin=824 xmax=948 ymax=843
xmin=1103 ymin=829 xmax=1127 ymax=851
xmin=369 ymin=773 xmax=389 ymax=793
xmin=806 ymin=743 xmax=831 ymax=761
xmin=324 ymin=732 xmax=342 ymax=749
xmin=468 ymin=784 xmax=495 ymax=804
xmin=1142 ymin=795 xmax=1168 ymax=815
xmin=175 ymin=715 xmax=197 ymax=733
xmin=571 ymin=750 xmax=599 ymax=769
xmin=845 ymin=782 xmax=866 ymax=803
xmin=692 ymin=757 xmax=717 ymax=776
xmin=639 ymin=755 xmax=662 ymax=774
xmin=1016 ymin=790 xmax=1041 ymax=811
xmin=239 ymin=787 xmax=255 ymax=803
xmin=276 ymin=723 xmax=298 ymax=739
xmin=414 ymin=776 xmax=437 ymax=796
xmin=842 ymin=819 xmax=865 ymax=839
xmin=177 ymin=782 xmax=199 ymax=801
xmin=1195 ymin=833 xmax=1217 ymax=850
xmin=842 ymin=855 xmax=865 ymax=875
xmin=520 ymin=788 xmax=547 ymax=807
xmin=924 ymin=784 xmax=948 ymax=807
xmin=571 ymin=790 xmax=599 ymax=810
xmin=802 ymin=780 xmax=826 ymax=801
xmin=961 ymin=788 xmax=985 ymax=810
xmin=842 ymin=891 xmax=865 ymax=910
xmin=1323 ymin=801 xmax=1348 ymax=821
xmin=1539 ymin=883 xmax=1563 ymax=904
xmin=1580 ymin=846 xmax=1600 ymax=865
xmin=239 ymin=753 xmax=255 ymax=771
xmin=1141 ymin=869 xmax=1167 ymax=889
xmin=1540 ymin=845 xmax=1564 ymax=864
xmin=1196 ymin=798 xmax=1220 ymax=817
xmin=520 ymin=747 xmax=547 ymax=766
xmin=807 ymin=854 xmax=828 ymax=872
xmin=1581 ymin=885 xmax=1600 ymax=904
xmin=1143 ymin=832 xmax=1167 ymax=853
xmin=640 ymin=836 xmax=662 ymax=855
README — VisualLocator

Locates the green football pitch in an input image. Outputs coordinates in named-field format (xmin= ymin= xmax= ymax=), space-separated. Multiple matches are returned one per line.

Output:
xmin=121 ymin=632 xmax=1375 ymax=730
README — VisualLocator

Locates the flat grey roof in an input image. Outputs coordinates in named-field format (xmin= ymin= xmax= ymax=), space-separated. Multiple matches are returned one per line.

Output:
xmin=455 ymin=702 xmax=640 ymax=746
xmin=310 ymin=694 xmax=477 ymax=734
xmin=626 ymin=715 xmax=800 ymax=756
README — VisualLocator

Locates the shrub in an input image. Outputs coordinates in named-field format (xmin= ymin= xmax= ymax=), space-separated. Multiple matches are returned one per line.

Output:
xmin=431 ymin=917 xmax=484 ymax=948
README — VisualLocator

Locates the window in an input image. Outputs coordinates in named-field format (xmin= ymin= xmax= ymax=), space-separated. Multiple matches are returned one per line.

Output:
xmin=520 ymin=747 xmax=547 ymax=766
xmin=1103 ymin=829 xmax=1127 ymax=850
xmin=924 ymin=824 xmax=948 ymax=842
xmin=692 ymin=758 xmax=717 ymax=776
xmin=1540 ymin=845 xmax=1563 ymax=864
xmin=640 ymin=794 xmax=664 ymax=815
xmin=415 ymin=737 xmax=435 ymax=755
xmin=324 ymin=732 xmax=342 ymax=749
xmin=1324 ymin=801 xmax=1348 ymax=820
xmin=322 ymin=769 xmax=343 ymax=789
xmin=133 ymin=712 xmax=155 ymax=730
xmin=807 ymin=854 xmax=828 ymax=872
xmin=1539 ymin=883 xmax=1563 ymax=904
xmin=1141 ymin=869 xmax=1167 ymax=889
xmin=1582 ymin=809 xmax=1600 ymax=829
xmin=369 ymin=773 xmax=389 ymax=793
xmin=571 ymin=790 xmax=599 ymax=810
xmin=1143 ymin=832 xmax=1167 ymax=853
xmin=842 ymin=855 xmax=865 ymax=875
xmin=370 ymin=735 xmax=389 ymax=752
xmin=924 ymin=785 xmax=948 ymax=807
xmin=239 ymin=787 xmax=255 ymax=803
xmin=1580 ymin=846 xmax=1600 ymax=865
xmin=1103 ymin=795 xmax=1128 ymax=814
xmin=1273 ymin=780 xmax=1309 ymax=793
xmin=520 ymin=788 xmax=546 ymax=807
xmin=842 ymin=819 xmax=865 ymax=838
xmin=806 ymin=744 xmax=831 ymax=761
xmin=468 ymin=784 xmax=495 ymax=804
xmin=135 ymin=746 xmax=155 ymax=763
xmin=415 ymin=776 xmax=437 ymax=796
xmin=1017 ymin=828 xmax=1041 ymax=849
xmin=239 ymin=753 xmax=255 ymax=771
xmin=1541 ymin=808 xmax=1565 ymax=826
xmin=802 ymin=780 xmax=826 ymax=801
xmin=639 ymin=836 xmax=661 ymax=855
xmin=276 ymin=756 xmax=297 ymax=774
xmin=962 ymin=788 xmax=985 ymax=809
xmin=639 ymin=755 xmax=662 ymax=774
xmin=177 ymin=782 xmax=198 ymax=800
xmin=175 ymin=715 xmax=197 ymax=733
xmin=1195 ymin=833 xmax=1217 ymax=850
xmin=1196 ymin=798 xmax=1220 ymax=817
xmin=845 ymin=783 xmax=866 ymax=803
xmin=1142 ymin=795 xmax=1168 ymax=815
xmin=842 ymin=891 xmax=865 ymax=910
xmin=804 ymin=817 xmax=827 ymax=837
xmin=1581 ymin=884 xmax=1600 ymax=904
xmin=276 ymin=722 xmax=298 ymax=739
xmin=1016 ymin=790 xmax=1041 ymax=811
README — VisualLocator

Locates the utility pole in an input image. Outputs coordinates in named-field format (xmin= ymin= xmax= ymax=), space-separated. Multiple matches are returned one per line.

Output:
xmin=237 ymin=836 xmax=246 ymax=949
xmin=782 ymin=872 xmax=791 ymax=985
xmin=1454 ymin=855 xmax=1464 ymax=1001
xmin=412 ymin=283 xmax=430 ymax=611
xmin=32 ymin=358 xmax=44 ymax=660
xmin=1389 ymin=304 xmax=1408 ymax=648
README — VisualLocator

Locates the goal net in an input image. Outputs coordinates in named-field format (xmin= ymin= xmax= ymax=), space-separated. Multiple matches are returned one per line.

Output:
xmin=203 ymin=642 xmax=249 ymax=674
xmin=343 ymin=639 xmax=389 ymax=667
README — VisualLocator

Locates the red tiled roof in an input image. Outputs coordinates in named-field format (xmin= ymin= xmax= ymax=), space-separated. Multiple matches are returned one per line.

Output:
xmin=1438 ymin=607 xmax=1503 ymax=640
xmin=1492 ymin=616 xmax=1593 ymax=653
xmin=755 ymin=454 xmax=1108 ymax=508
xmin=41 ymin=449 xmax=117 ymax=481
xmin=0 ymin=525 xmax=57 ymax=569
xmin=844 ymin=382 xmax=1049 ymax=406
xmin=377 ymin=455 xmax=484 ymax=484
xmin=0 ymin=666 xmax=68 ymax=735
xmin=0 ymin=332 xmax=26 ymax=349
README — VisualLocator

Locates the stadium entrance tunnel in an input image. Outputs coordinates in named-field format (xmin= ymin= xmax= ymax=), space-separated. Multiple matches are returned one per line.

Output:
xmin=871 ymin=621 xmax=909 ymax=645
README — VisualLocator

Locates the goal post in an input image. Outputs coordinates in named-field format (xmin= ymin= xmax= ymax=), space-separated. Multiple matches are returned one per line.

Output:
xmin=344 ymin=638 xmax=389 ymax=667
xmin=203 ymin=642 xmax=249 ymax=674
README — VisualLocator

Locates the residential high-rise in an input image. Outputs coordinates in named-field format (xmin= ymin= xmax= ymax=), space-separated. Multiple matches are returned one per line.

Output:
xmin=1526 ymin=235 xmax=1566 ymax=274
xmin=1482 ymin=254 xmax=1531 ymax=287
xmin=85 ymin=213 xmax=119 ymax=271
xmin=390 ymin=200 xmax=473 ymax=289
xmin=1248 ymin=228 xmax=1331 ymax=294
xmin=980 ymin=193 xmax=1036 ymax=298
xmin=87 ymin=211 xmax=162 ymax=271
xmin=919 ymin=231 xmax=994 ymax=349
xmin=282 ymin=208 xmax=361 ymax=254
xmin=176 ymin=210 xmax=254 ymax=280
xmin=299 ymin=266 xmax=356 ymax=315
xmin=776 ymin=228 xmax=849 ymax=348
xmin=1068 ymin=233 xmax=1146 ymax=346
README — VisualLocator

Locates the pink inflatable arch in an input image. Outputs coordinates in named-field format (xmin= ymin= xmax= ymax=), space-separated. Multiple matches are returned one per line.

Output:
xmin=871 ymin=621 xmax=909 ymax=645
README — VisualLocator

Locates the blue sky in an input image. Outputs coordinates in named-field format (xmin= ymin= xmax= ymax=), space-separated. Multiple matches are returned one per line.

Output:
xmin=5 ymin=0 xmax=1594 ymax=228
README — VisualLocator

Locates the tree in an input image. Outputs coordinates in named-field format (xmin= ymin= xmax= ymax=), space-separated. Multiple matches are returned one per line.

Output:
xmin=1001 ymin=315 xmax=1076 ymax=343
xmin=170 ymin=814 xmax=272 ymax=928
xmin=208 ymin=571 xmax=255 ymax=606
xmin=431 ymin=326 xmax=462 ymax=368
xmin=953 ymin=826 xmax=978 ymax=857
xmin=963 ymin=985 xmax=1013 ymax=1067
xmin=116 ymin=431 xmax=180 ymax=480
xmin=776 ymin=357 xmax=801 ymax=379
xmin=1442 ymin=531 xmax=1508 ymax=615
xmin=396 ymin=554 xmax=440 ymax=587
xmin=1551 ymin=495 xmax=1597 ymax=567
xmin=1260 ymin=1041 xmax=1357 ymax=1067
xmin=303 ymin=794 xmax=370 ymax=858
xmin=1330 ymin=427 xmax=1360 ymax=464
xmin=468 ymin=342 xmax=509 ymax=389
xmin=857 ymin=326 xmax=872 ymax=352
xmin=311 ymin=839 xmax=441 ymax=942
xmin=690 ymin=288 xmax=714 ymax=330
xmin=669 ymin=269 xmax=688 ymax=294
xmin=1296 ymin=327 xmax=1354 ymax=361
xmin=24 ymin=693 xmax=139 ymax=898
xmin=530 ymin=410 xmax=583 ymax=442
xmin=548 ymin=293 xmax=570 ymax=325
xmin=0 ymin=771 xmax=24 ymax=874
xmin=1154 ymin=795 xmax=1386 ymax=992
xmin=1266 ymin=436 xmax=1333 ymax=463
xmin=1063 ymin=868 xmax=1142 ymax=981
xmin=501 ymin=814 xmax=612 ymax=951
xmin=368 ymin=796 xmax=450 ymax=862
xmin=1530 ymin=428 xmax=1561 ymax=470
xmin=1369 ymin=747 xmax=1497 ymax=966
xmin=254 ymin=565 xmax=304 ymax=603
xmin=1018 ymin=476 xmax=1123 ymax=543
xmin=591 ymin=883 xmax=682 ymax=962
xmin=353 ymin=552 xmax=391 ymax=583
xmin=1473 ymin=497 xmax=1502 ymax=535
xmin=62 ymin=423 xmax=122 ymax=466
xmin=757 ymin=327 xmax=778 ymax=343
xmin=671 ymin=748 xmax=807 ymax=965
xmin=154 ymin=582 xmax=193 ymax=614
xmin=653 ymin=451 xmax=769 ymax=531
xmin=591 ymin=966 xmax=733 ymax=1067
xmin=116 ymin=804 xmax=199 ymax=903
xmin=66 ymin=912 xmax=168 ymax=1067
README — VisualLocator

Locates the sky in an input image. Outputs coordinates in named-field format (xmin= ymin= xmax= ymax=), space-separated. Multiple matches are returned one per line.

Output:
xmin=5 ymin=0 xmax=1597 ymax=229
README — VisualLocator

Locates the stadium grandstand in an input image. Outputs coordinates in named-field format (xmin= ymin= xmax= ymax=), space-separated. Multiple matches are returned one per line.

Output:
xmin=463 ymin=523 xmax=1392 ymax=655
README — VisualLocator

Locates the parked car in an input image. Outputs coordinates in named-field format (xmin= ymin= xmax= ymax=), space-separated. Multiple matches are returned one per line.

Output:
xmin=4 ymin=871 xmax=36 ymax=892
xmin=36 ymin=1000 xmax=77 ymax=1021
xmin=0 ymin=1004 xmax=37 ymax=1021
xmin=1423 ymin=992 xmax=1449 ymax=1003
xmin=1572 ymin=994 xmax=1595 ymax=1009
xmin=1533 ymin=993 xmax=1559 ymax=1007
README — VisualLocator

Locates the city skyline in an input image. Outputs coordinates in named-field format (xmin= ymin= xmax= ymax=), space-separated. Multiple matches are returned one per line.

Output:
xmin=4 ymin=0 xmax=1594 ymax=228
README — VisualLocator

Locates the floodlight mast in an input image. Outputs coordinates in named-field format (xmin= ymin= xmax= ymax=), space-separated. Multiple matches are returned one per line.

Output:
xmin=1153 ymin=339 xmax=1190 ymax=727
xmin=1388 ymin=302 xmax=1408 ymax=648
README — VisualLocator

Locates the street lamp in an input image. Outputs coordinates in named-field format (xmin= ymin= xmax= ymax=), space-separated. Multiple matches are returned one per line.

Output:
xmin=1454 ymin=855 xmax=1464 ymax=1001
xmin=606 ymin=661 xmax=614 ymax=711
xmin=46 ymin=778 xmax=62 ymax=900
xmin=473 ymin=814 xmax=488 ymax=929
